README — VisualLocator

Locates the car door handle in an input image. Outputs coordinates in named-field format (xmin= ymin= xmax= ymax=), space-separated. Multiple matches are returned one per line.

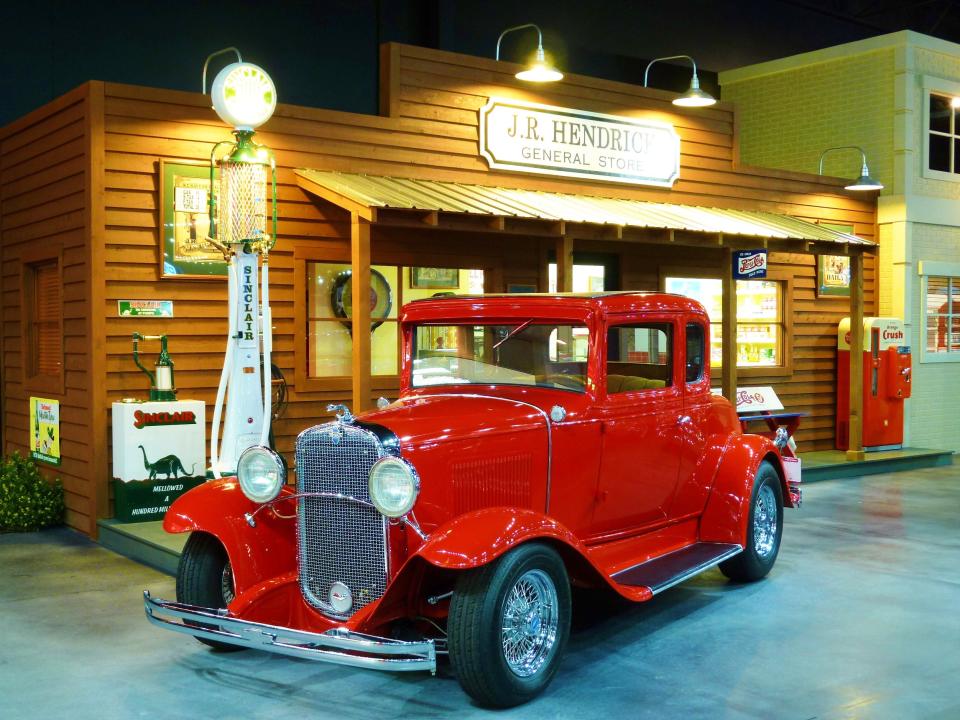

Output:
xmin=676 ymin=415 xmax=692 ymax=425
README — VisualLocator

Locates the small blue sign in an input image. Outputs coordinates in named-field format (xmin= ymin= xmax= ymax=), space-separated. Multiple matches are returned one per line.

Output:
xmin=733 ymin=250 xmax=767 ymax=279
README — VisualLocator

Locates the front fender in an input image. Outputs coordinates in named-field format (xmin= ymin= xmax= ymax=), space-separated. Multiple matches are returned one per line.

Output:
xmin=415 ymin=507 xmax=583 ymax=569
xmin=164 ymin=479 xmax=297 ymax=593
xmin=699 ymin=435 xmax=789 ymax=546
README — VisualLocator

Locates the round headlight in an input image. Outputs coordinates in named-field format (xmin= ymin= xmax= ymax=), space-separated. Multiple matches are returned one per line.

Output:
xmin=368 ymin=456 xmax=420 ymax=518
xmin=237 ymin=446 xmax=286 ymax=504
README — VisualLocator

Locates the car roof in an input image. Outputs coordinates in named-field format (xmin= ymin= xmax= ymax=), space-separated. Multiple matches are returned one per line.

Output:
xmin=402 ymin=291 xmax=709 ymax=322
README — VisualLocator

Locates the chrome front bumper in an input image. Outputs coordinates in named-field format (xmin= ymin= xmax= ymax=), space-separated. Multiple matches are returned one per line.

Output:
xmin=143 ymin=591 xmax=436 ymax=673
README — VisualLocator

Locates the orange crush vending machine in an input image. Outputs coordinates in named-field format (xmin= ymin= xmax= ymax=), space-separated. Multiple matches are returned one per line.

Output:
xmin=836 ymin=317 xmax=912 ymax=451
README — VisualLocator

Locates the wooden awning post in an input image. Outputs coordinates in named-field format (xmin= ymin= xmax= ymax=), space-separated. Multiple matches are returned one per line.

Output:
xmin=847 ymin=251 xmax=865 ymax=460
xmin=556 ymin=236 xmax=574 ymax=293
xmin=351 ymin=214 xmax=372 ymax=412
xmin=721 ymin=248 xmax=738 ymax=403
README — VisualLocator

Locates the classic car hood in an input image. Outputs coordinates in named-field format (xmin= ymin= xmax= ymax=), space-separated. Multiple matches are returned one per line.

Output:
xmin=357 ymin=392 xmax=547 ymax=451
xmin=358 ymin=393 xmax=551 ymax=524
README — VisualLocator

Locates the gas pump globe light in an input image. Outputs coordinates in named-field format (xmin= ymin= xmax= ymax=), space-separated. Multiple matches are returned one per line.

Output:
xmin=210 ymin=62 xmax=277 ymax=130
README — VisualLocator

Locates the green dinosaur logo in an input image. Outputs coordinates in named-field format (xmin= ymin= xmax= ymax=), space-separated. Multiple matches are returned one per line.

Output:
xmin=137 ymin=445 xmax=197 ymax=480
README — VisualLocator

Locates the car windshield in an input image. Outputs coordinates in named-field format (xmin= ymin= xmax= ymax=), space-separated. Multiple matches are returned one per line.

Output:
xmin=412 ymin=322 xmax=589 ymax=392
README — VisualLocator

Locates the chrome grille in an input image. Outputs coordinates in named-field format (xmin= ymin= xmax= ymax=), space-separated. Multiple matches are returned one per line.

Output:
xmin=296 ymin=422 xmax=386 ymax=619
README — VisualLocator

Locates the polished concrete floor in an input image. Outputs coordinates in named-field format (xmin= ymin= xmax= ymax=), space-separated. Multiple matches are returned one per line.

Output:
xmin=2 ymin=465 xmax=958 ymax=719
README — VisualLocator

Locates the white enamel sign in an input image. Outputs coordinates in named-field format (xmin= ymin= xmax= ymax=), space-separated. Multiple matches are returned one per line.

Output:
xmin=112 ymin=400 xmax=206 ymax=482
xmin=479 ymin=98 xmax=680 ymax=187
xmin=711 ymin=386 xmax=784 ymax=413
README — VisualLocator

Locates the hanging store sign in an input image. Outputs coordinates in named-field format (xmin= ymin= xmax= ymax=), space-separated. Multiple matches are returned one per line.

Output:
xmin=733 ymin=250 xmax=767 ymax=279
xmin=479 ymin=98 xmax=680 ymax=187
xmin=118 ymin=300 xmax=174 ymax=318
xmin=29 ymin=397 xmax=61 ymax=466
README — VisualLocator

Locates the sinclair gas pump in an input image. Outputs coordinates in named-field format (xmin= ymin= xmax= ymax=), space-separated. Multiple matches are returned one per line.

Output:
xmin=836 ymin=317 xmax=912 ymax=451
xmin=202 ymin=49 xmax=278 ymax=478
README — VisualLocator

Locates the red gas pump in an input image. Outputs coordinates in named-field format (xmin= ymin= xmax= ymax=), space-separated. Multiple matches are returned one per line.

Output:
xmin=836 ymin=317 xmax=911 ymax=451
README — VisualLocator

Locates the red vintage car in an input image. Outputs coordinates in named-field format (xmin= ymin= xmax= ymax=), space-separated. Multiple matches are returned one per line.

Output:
xmin=145 ymin=292 xmax=801 ymax=707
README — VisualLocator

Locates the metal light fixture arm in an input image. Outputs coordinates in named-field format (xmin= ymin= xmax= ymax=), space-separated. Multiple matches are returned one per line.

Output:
xmin=643 ymin=54 xmax=699 ymax=89
xmin=202 ymin=47 xmax=243 ymax=94
xmin=818 ymin=145 xmax=869 ymax=177
xmin=495 ymin=23 xmax=545 ymax=62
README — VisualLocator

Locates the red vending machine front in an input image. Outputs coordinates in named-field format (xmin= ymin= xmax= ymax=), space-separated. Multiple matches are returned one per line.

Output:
xmin=836 ymin=317 xmax=911 ymax=451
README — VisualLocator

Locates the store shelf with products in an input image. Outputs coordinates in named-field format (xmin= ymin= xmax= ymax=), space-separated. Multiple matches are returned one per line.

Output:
xmin=665 ymin=276 xmax=783 ymax=368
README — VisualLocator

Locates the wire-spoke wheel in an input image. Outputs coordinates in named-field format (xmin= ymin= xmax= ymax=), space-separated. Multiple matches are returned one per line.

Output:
xmin=500 ymin=569 xmax=559 ymax=678
xmin=449 ymin=543 xmax=571 ymax=708
xmin=720 ymin=461 xmax=784 ymax=582
xmin=753 ymin=484 xmax=778 ymax=559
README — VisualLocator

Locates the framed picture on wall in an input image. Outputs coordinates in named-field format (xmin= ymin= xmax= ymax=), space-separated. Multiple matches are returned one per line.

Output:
xmin=158 ymin=160 xmax=227 ymax=279
xmin=817 ymin=254 xmax=851 ymax=298
xmin=410 ymin=267 xmax=459 ymax=289
xmin=816 ymin=222 xmax=854 ymax=299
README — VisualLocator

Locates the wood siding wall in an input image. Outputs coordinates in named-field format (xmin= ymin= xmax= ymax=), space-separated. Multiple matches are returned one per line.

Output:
xmin=3 ymin=43 xmax=878 ymax=534
xmin=0 ymin=84 xmax=96 ymax=533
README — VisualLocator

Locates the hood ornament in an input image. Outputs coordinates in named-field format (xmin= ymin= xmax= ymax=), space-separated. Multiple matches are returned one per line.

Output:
xmin=327 ymin=403 xmax=355 ymax=424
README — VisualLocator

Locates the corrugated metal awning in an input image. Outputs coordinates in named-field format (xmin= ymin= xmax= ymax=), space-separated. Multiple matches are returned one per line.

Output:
xmin=295 ymin=169 xmax=873 ymax=247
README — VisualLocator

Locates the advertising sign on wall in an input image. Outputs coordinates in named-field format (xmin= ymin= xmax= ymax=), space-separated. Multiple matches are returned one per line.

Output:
xmin=118 ymin=300 xmax=174 ymax=317
xmin=733 ymin=250 xmax=767 ymax=279
xmin=29 ymin=397 xmax=60 ymax=466
xmin=479 ymin=98 xmax=680 ymax=187
xmin=817 ymin=255 xmax=851 ymax=297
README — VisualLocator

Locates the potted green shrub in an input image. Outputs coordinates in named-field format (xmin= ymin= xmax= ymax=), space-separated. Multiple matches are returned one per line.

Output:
xmin=0 ymin=452 xmax=65 ymax=532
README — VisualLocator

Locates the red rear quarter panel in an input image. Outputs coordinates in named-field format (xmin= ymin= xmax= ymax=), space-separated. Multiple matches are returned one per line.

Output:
xmin=699 ymin=434 xmax=790 ymax=545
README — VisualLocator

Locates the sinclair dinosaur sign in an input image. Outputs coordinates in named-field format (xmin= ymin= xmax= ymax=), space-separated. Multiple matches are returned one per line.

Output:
xmin=111 ymin=399 xmax=206 ymax=522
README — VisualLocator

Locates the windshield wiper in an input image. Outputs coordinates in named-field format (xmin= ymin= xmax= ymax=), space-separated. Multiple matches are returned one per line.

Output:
xmin=492 ymin=319 xmax=534 ymax=351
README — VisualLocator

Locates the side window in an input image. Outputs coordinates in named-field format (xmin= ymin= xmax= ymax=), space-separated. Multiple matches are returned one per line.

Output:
xmin=686 ymin=323 xmax=705 ymax=382
xmin=606 ymin=323 xmax=672 ymax=394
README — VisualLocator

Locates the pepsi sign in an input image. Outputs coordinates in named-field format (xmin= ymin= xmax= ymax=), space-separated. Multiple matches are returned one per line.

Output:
xmin=733 ymin=250 xmax=767 ymax=279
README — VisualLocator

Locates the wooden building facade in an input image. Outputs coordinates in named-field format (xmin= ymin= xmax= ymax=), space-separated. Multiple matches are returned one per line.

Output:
xmin=0 ymin=43 xmax=877 ymax=537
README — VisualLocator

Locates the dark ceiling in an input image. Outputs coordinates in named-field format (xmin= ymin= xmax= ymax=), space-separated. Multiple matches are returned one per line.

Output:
xmin=3 ymin=0 xmax=960 ymax=127
xmin=781 ymin=0 xmax=960 ymax=38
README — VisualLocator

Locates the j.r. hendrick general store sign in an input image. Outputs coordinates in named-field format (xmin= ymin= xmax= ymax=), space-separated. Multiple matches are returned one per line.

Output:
xmin=479 ymin=98 xmax=680 ymax=187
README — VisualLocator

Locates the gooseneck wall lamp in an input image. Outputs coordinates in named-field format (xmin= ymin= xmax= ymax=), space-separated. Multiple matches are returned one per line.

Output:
xmin=818 ymin=146 xmax=884 ymax=191
xmin=643 ymin=55 xmax=716 ymax=107
xmin=495 ymin=23 xmax=563 ymax=82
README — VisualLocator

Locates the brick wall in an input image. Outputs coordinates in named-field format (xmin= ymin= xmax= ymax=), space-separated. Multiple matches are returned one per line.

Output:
xmin=722 ymin=49 xmax=896 ymax=189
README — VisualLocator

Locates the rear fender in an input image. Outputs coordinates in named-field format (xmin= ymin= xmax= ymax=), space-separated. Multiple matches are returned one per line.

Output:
xmin=163 ymin=479 xmax=297 ymax=593
xmin=700 ymin=435 xmax=790 ymax=545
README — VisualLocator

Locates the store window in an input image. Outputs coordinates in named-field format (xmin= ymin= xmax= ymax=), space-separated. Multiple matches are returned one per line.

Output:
xmin=305 ymin=262 xmax=483 ymax=378
xmin=923 ymin=274 xmax=960 ymax=359
xmin=606 ymin=324 xmax=672 ymax=394
xmin=664 ymin=277 xmax=784 ymax=368
xmin=548 ymin=263 xmax=606 ymax=292
xmin=23 ymin=257 xmax=63 ymax=388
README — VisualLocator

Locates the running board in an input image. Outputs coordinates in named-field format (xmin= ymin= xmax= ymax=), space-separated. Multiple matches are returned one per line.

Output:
xmin=612 ymin=542 xmax=743 ymax=594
